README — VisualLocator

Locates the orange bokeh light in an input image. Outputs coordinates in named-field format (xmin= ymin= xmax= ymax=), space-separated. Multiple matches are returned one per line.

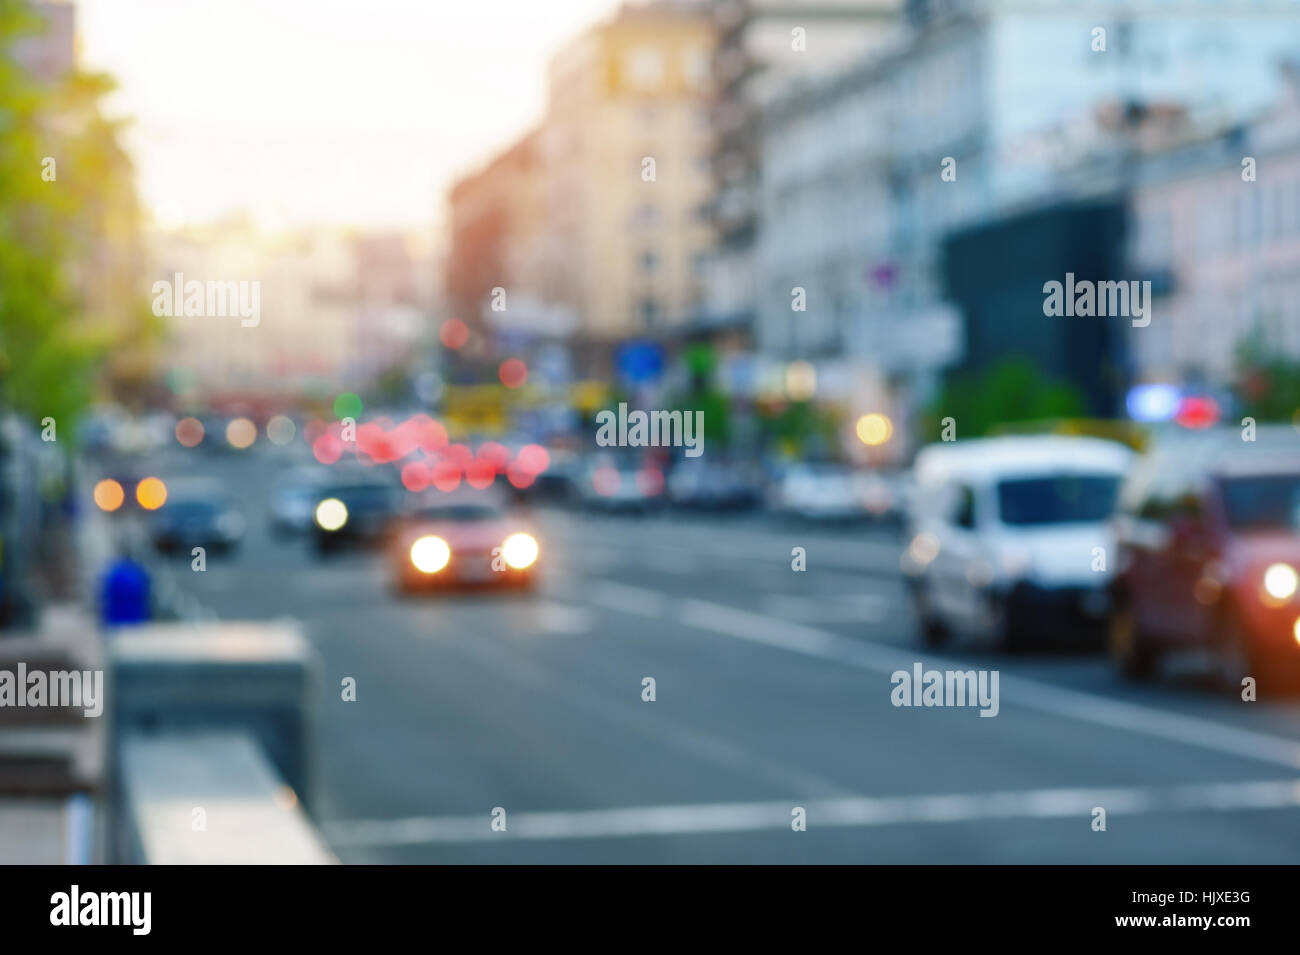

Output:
xmin=93 ymin=479 xmax=125 ymax=512
xmin=135 ymin=476 xmax=168 ymax=510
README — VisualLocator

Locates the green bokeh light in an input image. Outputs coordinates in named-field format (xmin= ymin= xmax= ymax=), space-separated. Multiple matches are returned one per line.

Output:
xmin=333 ymin=392 xmax=363 ymax=419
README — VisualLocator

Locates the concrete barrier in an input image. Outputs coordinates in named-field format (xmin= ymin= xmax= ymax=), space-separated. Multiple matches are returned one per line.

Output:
xmin=108 ymin=619 xmax=318 ymax=809
xmin=115 ymin=731 xmax=335 ymax=864
xmin=107 ymin=620 xmax=331 ymax=863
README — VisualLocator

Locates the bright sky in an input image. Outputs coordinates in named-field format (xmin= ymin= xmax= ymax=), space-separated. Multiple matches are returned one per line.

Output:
xmin=76 ymin=0 xmax=622 ymax=232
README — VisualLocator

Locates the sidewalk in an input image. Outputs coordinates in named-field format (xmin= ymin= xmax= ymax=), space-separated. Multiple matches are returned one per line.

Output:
xmin=0 ymin=491 xmax=110 ymax=863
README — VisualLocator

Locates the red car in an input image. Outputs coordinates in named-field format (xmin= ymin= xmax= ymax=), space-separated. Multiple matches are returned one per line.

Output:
xmin=389 ymin=492 xmax=540 ymax=593
xmin=1109 ymin=430 xmax=1300 ymax=689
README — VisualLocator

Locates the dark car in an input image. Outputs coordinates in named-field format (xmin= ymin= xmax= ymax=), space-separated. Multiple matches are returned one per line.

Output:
xmin=575 ymin=457 xmax=665 ymax=514
xmin=268 ymin=465 xmax=329 ymax=536
xmin=1109 ymin=429 xmax=1300 ymax=689
xmin=666 ymin=459 xmax=763 ymax=511
xmin=310 ymin=478 xmax=397 ymax=555
xmin=149 ymin=482 xmax=245 ymax=554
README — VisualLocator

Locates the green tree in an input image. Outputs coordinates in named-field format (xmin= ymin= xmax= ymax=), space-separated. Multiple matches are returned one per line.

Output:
xmin=1234 ymin=328 xmax=1300 ymax=422
xmin=0 ymin=1 xmax=150 ymax=433
xmin=923 ymin=358 xmax=1087 ymax=441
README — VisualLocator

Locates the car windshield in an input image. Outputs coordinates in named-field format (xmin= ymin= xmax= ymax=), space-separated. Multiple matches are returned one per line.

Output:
xmin=414 ymin=505 xmax=502 ymax=522
xmin=1221 ymin=473 xmax=1300 ymax=531
xmin=996 ymin=474 xmax=1120 ymax=526
xmin=166 ymin=498 xmax=225 ymax=519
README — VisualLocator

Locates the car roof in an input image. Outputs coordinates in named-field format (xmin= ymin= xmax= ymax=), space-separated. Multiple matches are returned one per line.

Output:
xmin=914 ymin=436 xmax=1134 ymax=485
xmin=1142 ymin=426 xmax=1300 ymax=479
xmin=405 ymin=487 xmax=507 ymax=509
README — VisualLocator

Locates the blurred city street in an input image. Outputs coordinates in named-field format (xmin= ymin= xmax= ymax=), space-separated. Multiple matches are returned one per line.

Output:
xmin=127 ymin=441 xmax=1300 ymax=864
xmin=7 ymin=0 xmax=1300 ymax=879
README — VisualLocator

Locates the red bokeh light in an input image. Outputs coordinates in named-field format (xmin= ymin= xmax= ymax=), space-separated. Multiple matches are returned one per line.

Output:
xmin=514 ymin=443 xmax=550 ymax=475
xmin=498 ymin=358 xmax=528 ymax=389
xmin=476 ymin=441 xmax=509 ymax=473
xmin=444 ymin=443 xmax=473 ymax=470
xmin=431 ymin=460 xmax=462 ymax=492
xmin=390 ymin=418 xmax=422 ymax=460
xmin=440 ymin=319 xmax=470 ymax=349
xmin=1175 ymin=395 xmax=1220 ymax=430
xmin=401 ymin=461 xmax=430 ymax=492
xmin=312 ymin=433 xmax=343 ymax=464
xmin=466 ymin=459 xmax=496 ymax=489
xmin=417 ymin=417 xmax=448 ymax=454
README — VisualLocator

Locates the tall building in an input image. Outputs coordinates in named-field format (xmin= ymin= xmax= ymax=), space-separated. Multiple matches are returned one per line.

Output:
xmin=755 ymin=0 xmax=1300 ymax=416
xmin=153 ymin=224 xmax=424 ymax=400
xmin=1126 ymin=62 xmax=1300 ymax=390
xmin=702 ymin=0 xmax=901 ymax=334
xmin=445 ymin=130 xmax=549 ymax=335
xmin=540 ymin=0 xmax=716 ymax=348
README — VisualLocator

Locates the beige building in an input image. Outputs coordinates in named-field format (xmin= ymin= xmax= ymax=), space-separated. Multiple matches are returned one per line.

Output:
xmin=540 ymin=1 xmax=716 ymax=341
xmin=152 ymin=222 xmax=402 ymax=400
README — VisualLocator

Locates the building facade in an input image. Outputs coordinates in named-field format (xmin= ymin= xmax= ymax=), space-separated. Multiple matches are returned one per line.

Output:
xmin=755 ymin=0 xmax=1300 ymax=415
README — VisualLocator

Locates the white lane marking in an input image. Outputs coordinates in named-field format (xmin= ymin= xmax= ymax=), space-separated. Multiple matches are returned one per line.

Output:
xmin=533 ymin=601 xmax=594 ymax=635
xmin=588 ymin=580 xmax=668 ymax=617
xmin=584 ymin=583 xmax=1300 ymax=772
xmin=323 ymin=777 xmax=1300 ymax=847
xmin=760 ymin=593 xmax=889 ymax=623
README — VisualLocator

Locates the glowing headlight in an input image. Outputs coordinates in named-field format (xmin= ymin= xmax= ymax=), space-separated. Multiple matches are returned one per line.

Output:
xmin=315 ymin=498 xmax=348 ymax=531
xmin=1263 ymin=563 xmax=1298 ymax=601
xmin=502 ymin=532 xmax=539 ymax=570
xmin=410 ymin=535 xmax=451 ymax=574
xmin=908 ymin=533 xmax=940 ymax=567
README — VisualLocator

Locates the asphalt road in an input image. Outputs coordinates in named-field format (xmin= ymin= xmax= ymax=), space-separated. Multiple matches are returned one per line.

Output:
xmin=137 ymin=442 xmax=1300 ymax=863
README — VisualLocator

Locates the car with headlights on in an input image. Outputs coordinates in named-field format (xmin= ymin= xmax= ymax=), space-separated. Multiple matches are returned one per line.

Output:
xmin=903 ymin=436 xmax=1133 ymax=651
xmin=389 ymin=492 xmax=539 ymax=592
xmin=311 ymin=477 xmax=398 ymax=555
xmin=1109 ymin=428 xmax=1300 ymax=689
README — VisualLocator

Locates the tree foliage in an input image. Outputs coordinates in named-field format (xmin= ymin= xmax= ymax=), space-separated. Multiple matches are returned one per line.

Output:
xmin=0 ymin=1 xmax=151 ymax=433
xmin=923 ymin=358 xmax=1087 ymax=441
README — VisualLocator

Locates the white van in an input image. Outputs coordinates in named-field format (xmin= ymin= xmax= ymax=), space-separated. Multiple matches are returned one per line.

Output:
xmin=902 ymin=435 xmax=1134 ymax=651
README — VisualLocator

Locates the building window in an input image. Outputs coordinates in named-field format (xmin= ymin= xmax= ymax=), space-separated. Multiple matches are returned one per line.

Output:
xmin=639 ymin=249 xmax=659 ymax=274
xmin=640 ymin=298 xmax=662 ymax=328
xmin=627 ymin=48 xmax=663 ymax=90
xmin=633 ymin=204 xmax=660 ymax=228
xmin=684 ymin=48 xmax=710 ymax=90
